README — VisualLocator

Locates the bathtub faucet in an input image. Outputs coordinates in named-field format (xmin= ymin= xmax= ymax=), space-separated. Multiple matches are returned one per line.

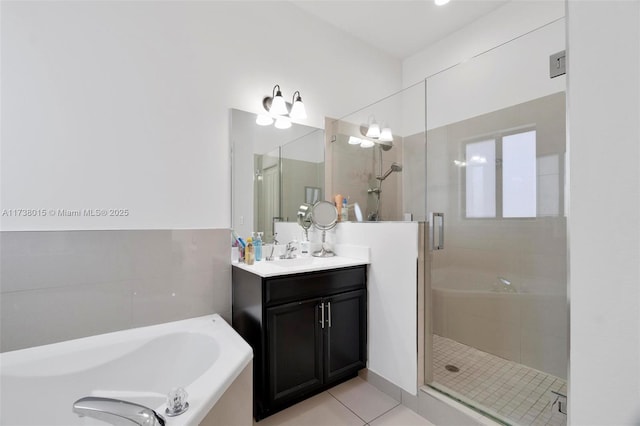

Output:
xmin=73 ymin=396 xmax=166 ymax=426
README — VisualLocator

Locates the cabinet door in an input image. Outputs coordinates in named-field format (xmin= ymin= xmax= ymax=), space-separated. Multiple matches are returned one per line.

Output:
xmin=324 ymin=289 xmax=367 ymax=383
xmin=266 ymin=298 xmax=323 ymax=405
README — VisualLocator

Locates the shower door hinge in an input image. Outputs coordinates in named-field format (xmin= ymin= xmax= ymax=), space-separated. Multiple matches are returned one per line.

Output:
xmin=550 ymin=50 xmax=566 ymax=78
xmin=551 ymin=390 xmax=567 ymax=415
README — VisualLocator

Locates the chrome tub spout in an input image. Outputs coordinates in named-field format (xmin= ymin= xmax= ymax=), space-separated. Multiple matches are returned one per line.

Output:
xmin=73 ymin=396 xmax=165 ymax=426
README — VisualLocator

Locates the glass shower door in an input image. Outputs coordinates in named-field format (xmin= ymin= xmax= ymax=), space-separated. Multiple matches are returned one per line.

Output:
xmin=425 ymin=22 xmax=568 ymax=426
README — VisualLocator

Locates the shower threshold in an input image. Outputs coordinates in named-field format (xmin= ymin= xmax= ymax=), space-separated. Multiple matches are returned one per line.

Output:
xmin=429 ymin=335 xmax=567 ymax=426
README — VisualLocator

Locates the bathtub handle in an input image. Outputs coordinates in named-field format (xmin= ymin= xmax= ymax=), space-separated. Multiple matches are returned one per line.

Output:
xmin=319 ymin=302 xmax=325 ymax=329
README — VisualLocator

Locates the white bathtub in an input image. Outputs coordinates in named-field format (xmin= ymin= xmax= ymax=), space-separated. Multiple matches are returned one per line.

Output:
xmin=0 ymin=314 xmax=253 ymax=425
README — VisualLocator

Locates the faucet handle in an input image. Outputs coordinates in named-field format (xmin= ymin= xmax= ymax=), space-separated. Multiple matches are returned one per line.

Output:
xmin=165 ymin=387 xmax=189 ymax=417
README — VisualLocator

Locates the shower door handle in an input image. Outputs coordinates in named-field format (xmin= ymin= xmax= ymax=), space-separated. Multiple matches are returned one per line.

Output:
xmin=429 ymin=212 xmax=444 ymax=251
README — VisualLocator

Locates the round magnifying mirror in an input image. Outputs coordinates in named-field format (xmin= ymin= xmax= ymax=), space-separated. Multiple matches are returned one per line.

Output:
xmin=311 ymin=201 xmax=338 ymax=257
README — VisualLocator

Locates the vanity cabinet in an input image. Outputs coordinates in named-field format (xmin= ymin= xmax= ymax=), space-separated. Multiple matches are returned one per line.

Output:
xmin=232 ymin=265 xmax=367 ymax=421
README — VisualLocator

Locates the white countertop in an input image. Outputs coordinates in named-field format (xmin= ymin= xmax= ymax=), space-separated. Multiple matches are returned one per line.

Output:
xmin=232 ymin=255 xmax=369 ymax=278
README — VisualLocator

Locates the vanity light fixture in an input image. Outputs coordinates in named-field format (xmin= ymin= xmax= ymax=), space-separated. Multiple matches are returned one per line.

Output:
xmin=363 ymin=116 xmax=394 ymax=144
xmin=289 ymin=91 xmax=307 ymax=119
xmin=260 ymin=84 xmax=307 ymax=128
xmin=274 ymin=117 xmax=292 ymax=129
xmin=268 ymin=85 xmax=288 ymax=116
xmin=365 ymin=118 xmax=381 ymax=139
xmin=256 ymin=114 xmax=274 ymax=126
xmin=379 ymin=126 xmax=394 ymax=142
xmin=348 ymin=135 xmax=376 ymax=149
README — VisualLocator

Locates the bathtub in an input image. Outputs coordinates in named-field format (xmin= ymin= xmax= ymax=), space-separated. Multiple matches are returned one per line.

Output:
xmin=0 ymin=314 xmax=253 ymax=425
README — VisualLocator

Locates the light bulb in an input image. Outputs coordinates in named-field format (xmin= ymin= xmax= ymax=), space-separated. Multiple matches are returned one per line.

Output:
xmin=269 ymin=88 xmax=289 ymax=116
xmin=256 ymin=114 xmax=274 ymax=126
xmin=289 ymin=92 xmax=307 ymax=119
xmin=274 ymin=117 xmax=292 ymax=129
xmin=366 ymin=122 xmax=380 ymax=139
xmin=379 ymin=127 xmax=393 ymax=142
xmin=360 ymin=139 xmax=375 ymax=148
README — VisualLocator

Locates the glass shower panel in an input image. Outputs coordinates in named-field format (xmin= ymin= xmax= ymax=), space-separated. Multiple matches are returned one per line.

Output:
xmin=425 ymin=21 xmax=567 ymax=426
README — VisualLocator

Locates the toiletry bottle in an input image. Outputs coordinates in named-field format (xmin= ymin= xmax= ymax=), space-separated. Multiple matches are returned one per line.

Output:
xmin=341 ymin=198 xmax=348 ymax=222
xmin=300 ymin=233 xmax=310 ymax=257
xmin=335 ymin=194 xmax=343 ymax=221
xmin=255 ymin=232 xmax=263 ymax=261
xmin=245 ymin=237 xmax=255 ymax=265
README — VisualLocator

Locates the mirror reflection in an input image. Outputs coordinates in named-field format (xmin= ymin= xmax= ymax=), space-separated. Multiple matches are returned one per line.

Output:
xmin=230 ymin=109 xmax=324 ymax=242
xmin=326 ymin=82 xmax=426 ymax=222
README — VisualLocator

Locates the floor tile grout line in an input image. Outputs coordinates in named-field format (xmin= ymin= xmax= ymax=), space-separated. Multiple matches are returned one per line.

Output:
xmin=365 ymin=401 xmax=402 ymax=425
xmin=326 ymin=390 xmax=375 ymax=424
xmin=432 ymin=334 xmax=566 ymax=426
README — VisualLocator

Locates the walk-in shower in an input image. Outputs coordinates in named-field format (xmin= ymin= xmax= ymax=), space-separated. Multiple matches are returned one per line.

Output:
xmin=328 ymin=17 xmax=567 ymax=425
xmin=423 ymin=18 xmax=568 ymax=425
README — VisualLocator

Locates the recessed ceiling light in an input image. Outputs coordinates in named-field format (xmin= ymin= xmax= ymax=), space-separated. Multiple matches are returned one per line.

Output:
xmin=435 ymin=0 xmax=450 ymax=5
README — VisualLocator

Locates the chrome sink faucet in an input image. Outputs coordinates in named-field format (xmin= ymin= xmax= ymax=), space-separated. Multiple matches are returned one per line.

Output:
xmin=73 ymin=396 xmax=165 ymax=426
xmin=281 ymin=241 xmax=297 ymax=259
xmin=266 ymin=233 xmax=278 ymax=261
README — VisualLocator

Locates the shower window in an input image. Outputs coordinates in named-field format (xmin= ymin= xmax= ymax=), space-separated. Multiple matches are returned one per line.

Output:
xmin=503 ymin=130 xmax=537 ymax=218
xmin=465 ymin=139 xmax=496 ymax=218
xmin=464 ymin=130 xmax=537 ymax=219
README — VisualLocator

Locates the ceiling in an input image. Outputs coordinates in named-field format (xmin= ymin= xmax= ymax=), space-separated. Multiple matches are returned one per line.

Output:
xmin=291 ymin=0 xmax=511 ymax=59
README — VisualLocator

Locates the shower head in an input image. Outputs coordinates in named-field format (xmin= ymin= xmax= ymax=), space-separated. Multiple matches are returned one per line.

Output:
xmin=377 ymin=162 xmax=403 ymax=181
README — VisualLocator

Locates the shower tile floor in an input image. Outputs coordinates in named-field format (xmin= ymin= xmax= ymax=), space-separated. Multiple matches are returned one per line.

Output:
xmin=432 ymin=335 xmax=567 ymax=426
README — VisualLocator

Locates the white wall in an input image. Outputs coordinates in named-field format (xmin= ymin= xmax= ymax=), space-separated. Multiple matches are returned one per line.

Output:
xmin=1 ymin=1 xmax=401 ymax=231
xmin=403 ymin=0 xmax=565 ymax=87
xmin=567 ymin=1 xmax=640 ymax=424
xmin=335 ymin=222 xmax=419 ymax=396
xmin=403 ymin=1 xmax=565 ymax=135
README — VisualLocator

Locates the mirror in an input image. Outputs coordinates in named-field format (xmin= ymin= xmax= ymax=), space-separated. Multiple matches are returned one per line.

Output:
xmin=311 ymin=201 xmax=338 ymax=257
xmin=325 ymin=82 xmax=425 ymax=222
xmin=230 ymin=109 xmax=324 ymax=242
xmin=311 ymin=201 xmax=338 ymax=229
xmin=297 ymin=203 xmax=313 ymax=233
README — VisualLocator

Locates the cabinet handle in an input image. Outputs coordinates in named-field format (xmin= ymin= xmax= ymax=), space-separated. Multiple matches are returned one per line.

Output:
xmin=327 ymin=302 xmax=331 ymax=328
xmin=319 ymin=302 xmax=325 ymax=329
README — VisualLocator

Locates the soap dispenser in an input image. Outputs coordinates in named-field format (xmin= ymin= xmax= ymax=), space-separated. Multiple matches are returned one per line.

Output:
xmin=300 ymin=231 xmax=311 ymax=257
xmin=255 ymin=232 xmax=263 ymax=261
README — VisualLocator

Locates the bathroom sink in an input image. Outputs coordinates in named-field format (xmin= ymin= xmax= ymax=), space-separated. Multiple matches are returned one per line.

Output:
xmin=271 ymin=258 xmax=316 ymax=268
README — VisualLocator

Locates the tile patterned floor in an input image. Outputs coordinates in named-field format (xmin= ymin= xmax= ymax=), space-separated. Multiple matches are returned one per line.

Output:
xmin=255 ymin=377 xmax=435 ymax=426
xmin=432 ymin=335 xmax=567 ymax=426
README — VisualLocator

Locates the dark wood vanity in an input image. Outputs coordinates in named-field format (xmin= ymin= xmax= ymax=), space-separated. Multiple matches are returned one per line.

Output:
xmin=232 ymin=264 xmax=367 ymax=421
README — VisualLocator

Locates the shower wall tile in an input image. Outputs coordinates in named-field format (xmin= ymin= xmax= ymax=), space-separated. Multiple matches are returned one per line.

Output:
xmin=0 ymin=229 xmax=231 ymax=352
xmin=520 ymin=328 xmax=567 ymax=379
xmin=433 ymin=288 xmax=568 ymax=379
